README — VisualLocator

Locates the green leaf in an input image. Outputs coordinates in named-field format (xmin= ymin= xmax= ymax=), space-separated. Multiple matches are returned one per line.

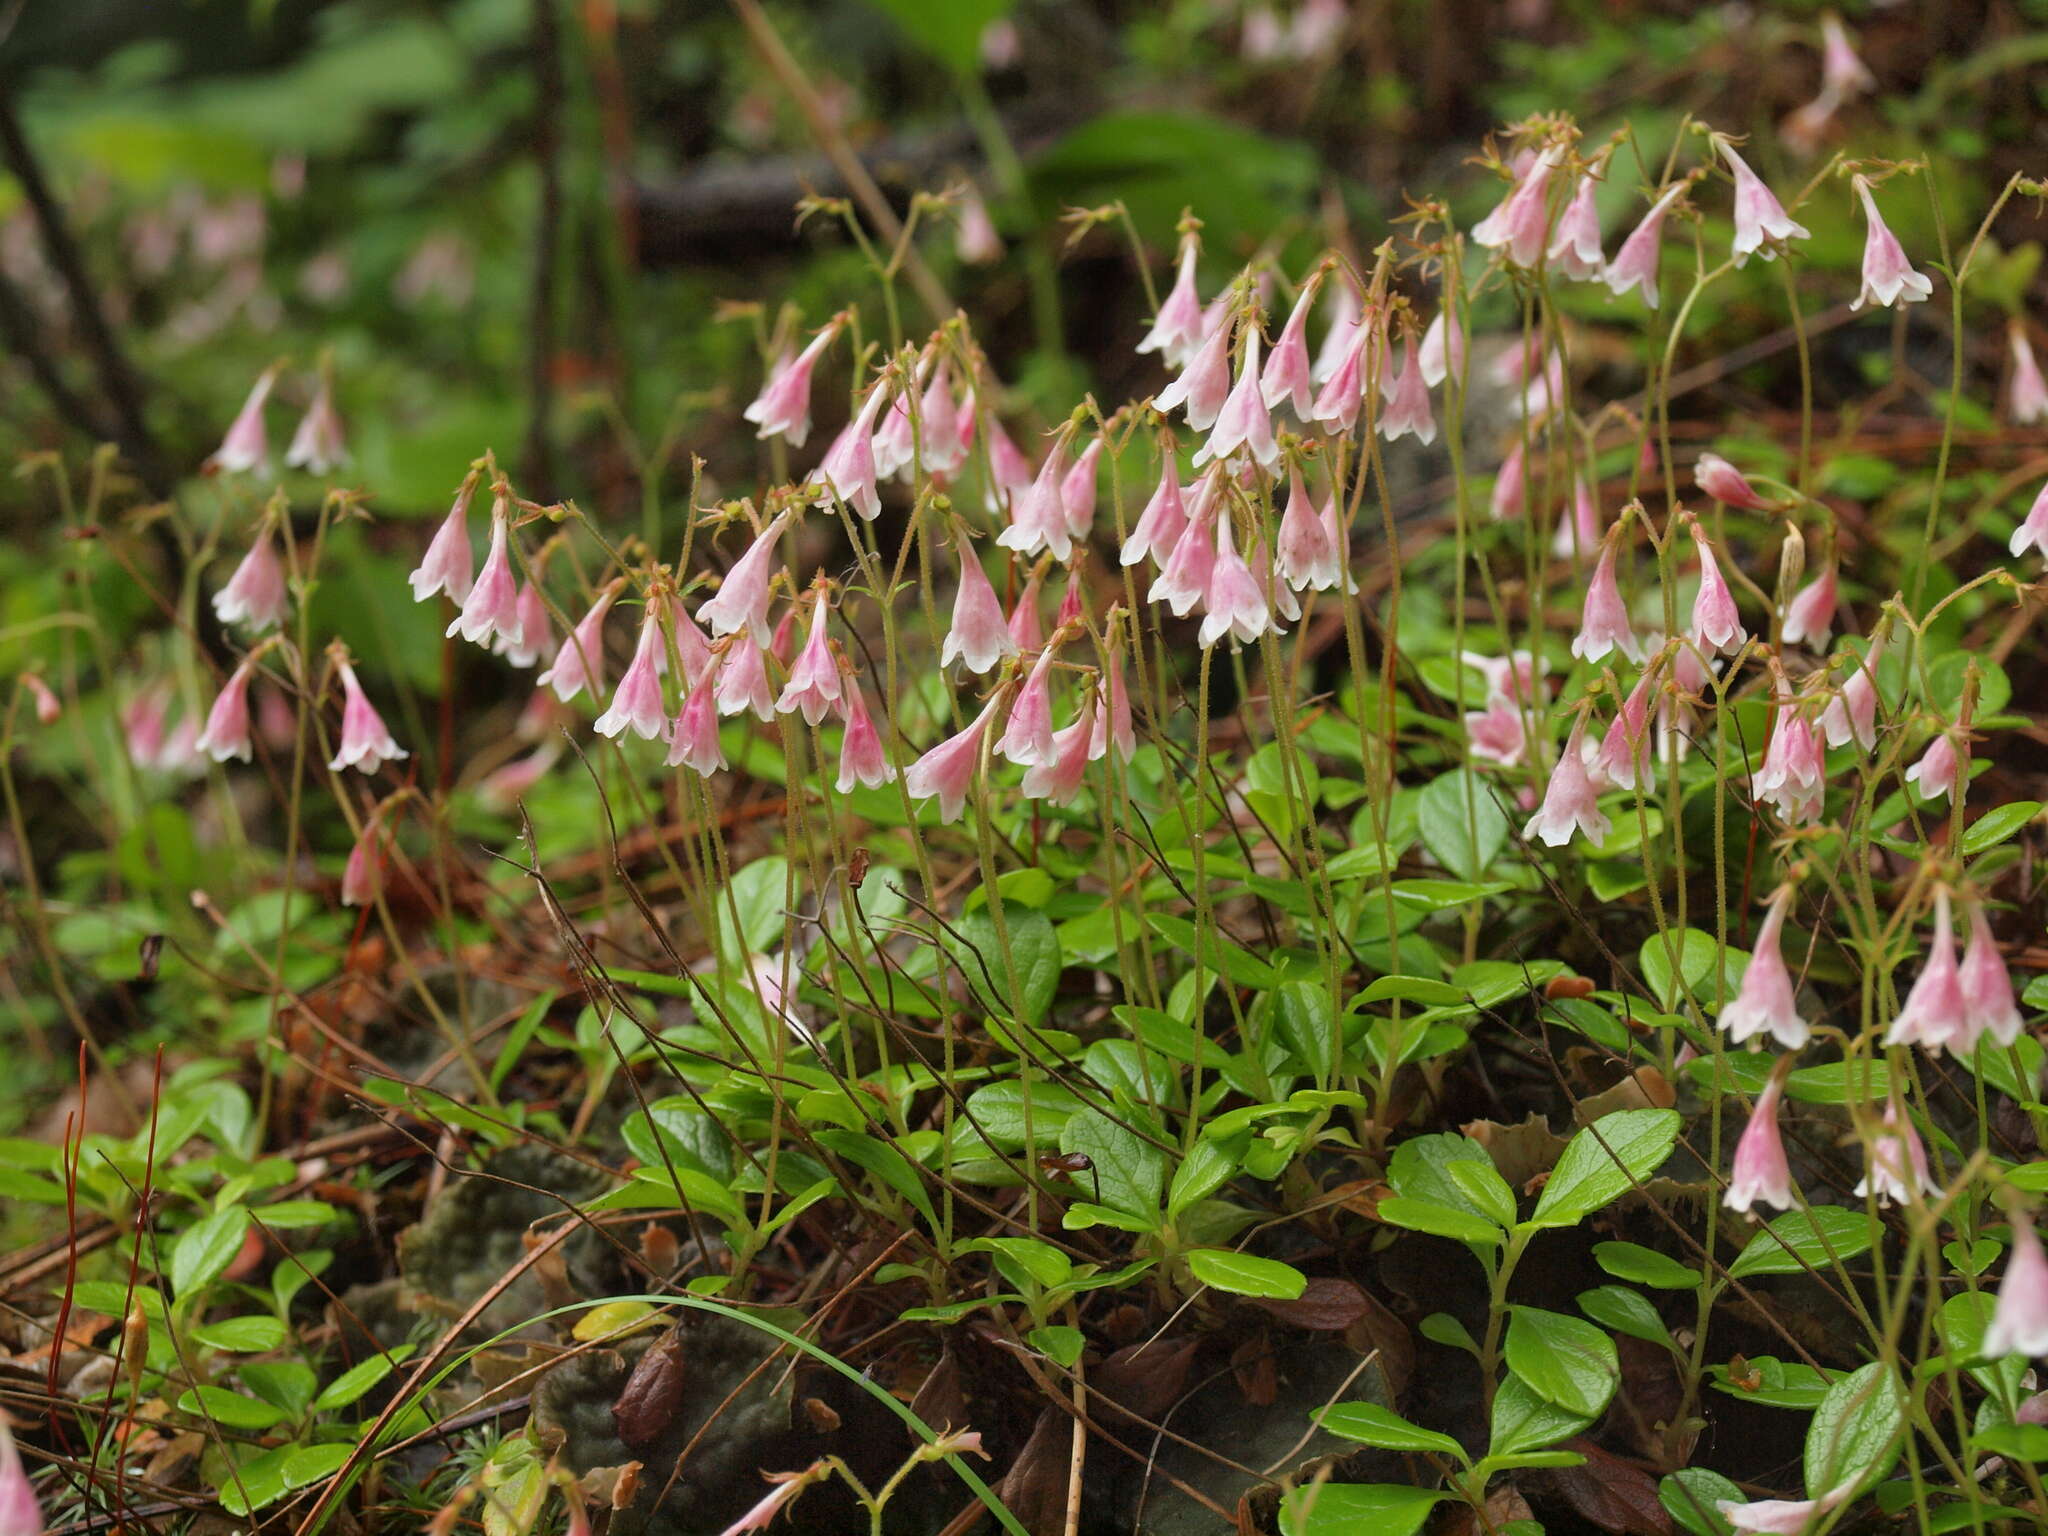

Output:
xmin=717 ymin=855 xmax=790 ymax=962
xmin=1804 ymin=1361 xmax=1904 ymax=1499
xmin=1356 ymin=975 xmax=1467 ymax=1006
xmin=861 ymin=0 xmax=1013 ymax=77
xmin=966 ymin=1237 xmax=1073 ymax=1292
xmin=1974 ymin=1424 xmax=2048 ymax=1461
xmin=1317 ymin=1402 xmax=1468 ymax=1461
xmin=961 ymin=1079 xmax=1085 ymax=1147
xmin=815 ymin=1130 xmax=935 ymax=1230
xmin=1279 ymin=1483 xmax=1443 ymax=1536
xmin=1639 ymin=928 xmax=1720 ymax=1009
xmin=1445 ymin=1159 xmax=1519 ymax=1230
xmin=1592 ymin=1241 xmax=1702 ymax=1290
xmin=1060 ymin=1109 xmax=1164 ymax=1217
xmin=1576 ymin=1285 xmax=1673 ymax=1348
xmin=1421 ymin=1312 xmax=1480 ymax=1355
xmin=216 ymin=1446 xmax=293 ymax=1517
xmin=1419 ymin=769 xmax=1509 ymax=881
xmin=192 ymin=1316 xmax=287 ymax=1353
xmin=1503 ymin=1307 xmax=1619 ymax=1419
xmin=1376 ymin=1196 xmax=1503 ymax=1247
xmin=1387 ymin=1133 xmax=1498 ymax=1215
xmin=1728 ymin=1206 xmax=1875 ymax=1279
xmin=282 ymin=1443 xmax=352 ymax=1488
xmin=170 ymin=1205 xmax=251 ymax=1300
xmin=178 ymin=1384 xmax=287 ymax=1430
xmin=1185 ymin=1249 xmax=1307 ymax=1300
xmin=1167 ymin=1137 xmax=1244 ymax=1217
xmin=957 ymin=904 xmax=1063 ymax=1026
xmin=1029 ymin=1325 xmax=1086 ymax=1368
xmin=1147 ymin=912 xmax=1278 ymax=989
xmin=1489 ymin=1371 xmax=1594 ymax=1456
xmin=1390 ymin=878 xmax=1512 ymax=911
xmin=1963 ymin=802 xmax=2040 ymax=854
xmin=1660 ymin=1468 xmax=1742 ymax=1536
xmin=1526 ymin=1109 xmax=1679 ymax=1229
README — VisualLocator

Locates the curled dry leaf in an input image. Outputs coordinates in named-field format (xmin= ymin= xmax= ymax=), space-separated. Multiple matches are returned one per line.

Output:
xmin=611 ymin=1327 xmax=687 ymax=1450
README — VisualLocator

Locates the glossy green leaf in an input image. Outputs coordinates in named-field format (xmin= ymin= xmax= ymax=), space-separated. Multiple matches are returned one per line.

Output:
xmin=1185 ymin=1248 xmax=1307 ymax=1300
xmin=1526 ymin=1109 xmax=1679 ymax=1229
xmin=1503 ymin=1306 xmax=1619 ymax=1419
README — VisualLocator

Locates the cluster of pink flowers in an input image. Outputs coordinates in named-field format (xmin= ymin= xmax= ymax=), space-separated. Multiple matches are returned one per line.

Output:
xmin=207 ymin=360 xmax=349 ymax=477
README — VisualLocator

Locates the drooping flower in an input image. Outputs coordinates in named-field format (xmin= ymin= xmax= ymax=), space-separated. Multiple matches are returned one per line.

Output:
xmin=1720 ymin=886 xmax=1811 ymax=1049
xmin=698 ymin=513 xmax=789 ymax=648
xmin=209 ymin=365 xmax=279 ymax=474
xmin=1553 ymin=477 xmax=1603 ymax=559
xmin=904 ymin=697 xmax=1002 ymax=823
xmin=448 ymin=498 xmax=524 ymax=649
xmin=197 ymin=656 xmax=259 ymax=763
xmin=915 ymin=362 xmax=969 ymax=479
xmin=1753 ymin=690 xmax=1826 ymax=824
xmin=1904 ymin=732 xmax=1961 ymax=804
xmin=1490 ymin=439 xmax=1528 ymax=522
xmin=1196 ymin=330 xmax=1279 ymax=468
xmin=1123 ymin=454 xmax=1188 ymax=570
xmin=1309 ymin=317 xmax=1373 ymax=434
xmin=1985 ymin=1211 xmax=2048 ymax=1359
xmin=594 ymin=599 xmax=669 ymax=741
xmin=214 ymin=524 xmax=290 ymax=631
xmin=1198 ymin=510 xmax=1271 ymax=649
xmin=477 ymin=740 xmax=561 ymax=811
xmin=997 ymin=644 xmax=1061 ymax=767
xmin=1782 ymin=564 xmax=1837 ymax=648
xmin=814 ymin=383 xmax=891 ymax=520
xmin=1154 ymin=312 xmax=1235 ymax=433
xmin=715 ymin=1465 xmax=832 ymax=1536
xmin=1418 ymin=302 xmax=1464 ymax=389
xmin=980 ymin=413 xmax=1035 ymax=514
xmin=870 ymin=387 xmax=918 ymax=483
xmin=1693 ymin=452 xmax=1771 ymax=511
xmin=1524 ymin=713 xmax=1610 ymax=848
xmin=1021 ymin=690 xmax=1097 ymax=805
xmin=285 ymin=369 xmax=349 ymax=473
xmin=1850 ymin=176 xmax=1933 ymax=310
xmin=1 ymin=1403 xmax=47 ymax=1536
xmin=665 ymin=674 xmax=726 ymax=776
xmin=1261 ymin=274 xmax=1320 ymax=418
xmin=1547 ymin=173 xmax=1605 ymax=280
xmin=2011 ymin=322 xmax=2048 ymax=426
xmin=1856 ymin=1098 xmax=1930 ymax=1205
xmin=776 ymin=593 xmax=845 ymax=726
xmin=1717 ymin=1485 xmax=1854 ymax=1536
xmin=340 ymin=819 xmax=383 ymax=908
xmin=941 ymin=545 xmax=1017 ymax=675
xmin=537 ymin=580 xmax=620 ymax=703
xmin=1604 ymin=182 xmax=1686 ymax=308
xmin=1571 ymin=531 xmax=1638 ymax=663
xmin=409 ymin=485 xmax=476 ymax=605
xmin=1820 ymin=12 xmax=1875 ymax=97
xmin=496 ymin=580 xmax=551 ymax=669
xmin=1962 ymin=902 xmax=2025 ymax=1049
xmin=328 ymin=655 xmax=408 ymax=774
xmin=1148 ymin=491 xmax=1219 ymax=618
xmin=1138 ymin=233 xmax=1208 ymax=368
xmin=1377 ymin=333 xmax=1436 ymax=446
xmin=1819 ymin=638 xmax=1884 ymax=752
xmin=21 ymin=673 xmax=59 ymax=725
xmin=715 ymin=632 xmax=776 ymax=721
xmin=1313 ymin=279 xmax=1362 ymax=385
xmin=955 ymin=185 xmax=1003 ymax=265
xmin=1595 ymin=669 xmax=1656 ymax=790
xmin=1092 ymin=636 xmax=1136 ymax=765
xmin=744 ymin=321 xmax=841 ymax=447
xmin=1472 ymin=144 xmax=1563 ymax=268
xmin=997 ymin=437 xmax=1074 ymax=562
xmin=1007 ymin=568 xmax=1045 ymax=653
xmin=123 ymin=684 xmax=170 ymax=769
xmin=1276 ymin=465 xmax=1341 ymax=592
xmin=1719 ymin=138 xmax=1810 ymax=265
xmin=1688 ymin=522 xmax=1748 ymax=656
xmin=1466 ymin=697 xmax=1529 ymax=768
xmin=2009 ymin=480 xmax=2048 ymax=562
xmin=1885 ymin=888 xmax=1970 ymax=1056
xmin=835 ymin=683 xmax=893 ymax=793
xmin=1062 ymin=438 xmax=1103 ymax=540
xmin=1724 ymin=1074 xmax=1797 ymax=1213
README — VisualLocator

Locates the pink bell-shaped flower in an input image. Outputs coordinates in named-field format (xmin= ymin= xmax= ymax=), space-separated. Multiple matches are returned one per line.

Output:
xmin=22 ymin=673 xmax=59 ymax=725
xmin=1523 ymin=713 xmax=1610 ymax=847
xmin=815 ymin=382 xmax=890 ymax=520
xmin=1198 ymin=511 xmax=1272 ymax=649
xmin=1418 ymin=303 xmax=1464 ymax=389
xmin=449 ymin=497 xmax=524 ymax=649
xmin=1851 ymin=176 xmax=1932 ymax=310
xmin=1138 ymin=234 xmax=1207 ymax=368
xmin=1595 ymin=670 xmax=1656 ymax=790
xmin=997 ymin=644 xmax=1061 ymax=767
xmin=197 ymin=655 xmax=260 ymax=763
xmin=2010 ymin=479 xmax=2048 ymax=562
xmin=1472 ymin=144 xmax=1562 ymax=267
xmin=835 ymin=683 xmax=894 ymax=792
xmin=904 ymin=696 xmax=1002 ymax=822
xmin=1276 ymin=465 xmax=1341 ymax=592
xmin=1552 ymin=477 xmax=1603 ymax=559
xmin=1123 ymin=454 xmax=1188 ymax=570
xmin=1720 ymin=885 xmax=1811 ymax=1049
xmin=1490 ymin=439 xmax=1528 ymax=522
xmin=1717 ymin=1485 xmax=1854 ymax=1536
xmin=1154 ymin=313 xmax=1235 ymax=432
xmin=538 ymin=580 xmax=620 ymax=703
xmin=1961 ymin=901 xmax=2025 ymax=1049
xmin=1687 ymin=522 xmax=1748 ymax=655
xmin=340 ymin=819 xmax=383 ymax=908
xmin=744 ymin=320 xmax=840 ymax=447
xmin=328 ymin=656 xmax=408 ymax=774
xmin=715 ymin=632 xmax=776 ymax=721
xmin=495 ymin=580 xmax=551 ymax=669
xmin=1719 ymin=138 xmax=1810 ymax=265
xmin=699 ymin=513 xmax=789 ymax=647
xmin=2011 ymin=321 xmax=2048 ymax=426
xmin=124 ymin=683 xmax=170 ymax=769
xmin=285 ymin=370 xmax=349 ymax=473
xmin=1196 ymin=330 xmax=1280 ymax=468
xmin=209 ymin=365 xmax=279 ymax=474
xmin=1724 ymin=1072 xmax=1798 ymax=1213
xmin=916 ymin=363 xmax=969 ymax=479
xmin=1466 ymin=697 xmax=1528 ymax=768
xmin=1904 ymin=731 xmax=1961 ymax=804
xmin=1986 ymin=1210 xmax=2048 ymax=1359
xmin=1022 ymin=690 xmax=1098 ymax=805
xmin=1546 ymin=174 xmax=1605 ymax=280
xmin=1693 ymin=451 xmax=1771 ymax=510
xmin=1310 ymin=317 xmax=1373 ymax=434
xmin=942 ymin=545 xmax=1017 ymax=675
xmin=1148 ymin=490 xmax=1219 ymax=618
xmin=1571 ymin=530 xmax=1638 ymax=663
xmin=594 ymin=598 xmax=670 ymax=740
xmin=409 ymin=485 xmax=476 ymax=605
xmin=1781 ymin=564 xmax=1837 ymax=648
xmin=1007 ymin=569 xmax=1045 ymax=653
xmin=980 ymin=412 xmax=1035 ymax=515
xmin=1061 ymin=438 xmax=1103 ymax=540
xmin=776 ymin=594 xmax=845 ymax=726
xmin=1753 ymin=690 xmax=1826 ymax=824
xmin=1261 ymin=273 xmax=1320 ymax=418
xmin=1819 ymin=638 xmax=1883 ymax=752
xmin=997 ymin=438 xmax=1074 ymax=562
xmin=1312 ymin=279 xmax=1362 ymax=385
xmin=1604 ymin=182 xmax=1686 ymax=309
xmin=1821 ymin=13 xmax=1875 ymax=97
xmin=0 ymin=1416 xmax=46 ymax=1536
xmin=1092 ymin=637 xmax=1137 ymax=765
xmin=1884 ymin=888 xmax=1970 ymax=1056
xmin=956 ymin=185 xmax=1003 ymax=265
xmin=1856 ymin=1098 xmax=1929 ymax=1205
xmin=214 ymin=524 xmax=290 ymax=631
xmin=870 ymin=388 xmax=917 ymax=482
xmin=665 ymin=671 xmax=727 ymax=776
xmin=1377 ymin=333 xmax=1436 ymax=446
